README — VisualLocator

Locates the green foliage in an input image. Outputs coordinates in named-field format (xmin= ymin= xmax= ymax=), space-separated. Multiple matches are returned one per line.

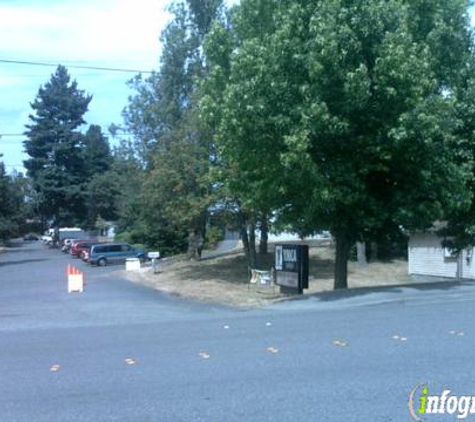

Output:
xmin=81 ymin=125 xmax=114 ymax=229
xmin=205 ymin=226 xmax=224 ymax=248
xmin=202 ymin=0 xmax=475 ymax=288
xmin=0 ymin=163 xmax=26 ymax=239
xmin=24 ymin=65 xmax=92 ymax=226
xmin=84 ymin=170 xmax=119 ymax=228
xmin=108 ymin=141 xmax=189 ymax=255
xmin=83 ymin=125 xmax=111 ymax=177
xmin=120 ymin=0 xmax=223 ymax=255
xmin=143 ymin=111 xmax=214 ymax=229
xmin=114 ymin=231 xmax=133 ymax=244
xmin=23 ymin=66 xmax=114 ymax=230
xmin=201 ymin=2 xmax=283 ymax=266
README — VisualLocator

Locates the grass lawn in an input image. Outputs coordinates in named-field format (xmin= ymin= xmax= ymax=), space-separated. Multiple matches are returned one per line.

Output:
xmin=124 ymin=240 xmax=410 ymax=308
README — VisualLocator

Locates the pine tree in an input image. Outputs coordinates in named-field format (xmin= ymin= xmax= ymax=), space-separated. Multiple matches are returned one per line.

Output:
xmin=24 ymin=65 xmax=92 ymax=226
xmin=82 ymin=124 xmax=114 ymax=229
xmin=83 ymin=124 xmax=111 ymax=177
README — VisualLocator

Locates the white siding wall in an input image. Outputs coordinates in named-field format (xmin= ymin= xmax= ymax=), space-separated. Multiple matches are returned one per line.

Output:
xmin=408 ymin=233 xmax=457 ymax=278
xmin=460 ymin=248 xmax=475 ymax=279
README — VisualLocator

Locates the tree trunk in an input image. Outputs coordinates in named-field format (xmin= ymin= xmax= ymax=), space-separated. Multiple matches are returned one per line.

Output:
xmin=187 ymin=226 xmax=205 ymax=261
xmin=370 ymin=242 xmax=378 ymax=262
xmin=248 ymin=222 xmax=257 ymax=268
xmin=334 ymin=235 xmax=351 ymax=289
xmin=238 ymin=212 xmax=250 ymax=262
xmin=196 ymin=227 xmax=204 ymax=260
xmin=356 ymin=241 xmax=367 ymax=266
xmin=259 ymin=218 xmax=268 ymax=254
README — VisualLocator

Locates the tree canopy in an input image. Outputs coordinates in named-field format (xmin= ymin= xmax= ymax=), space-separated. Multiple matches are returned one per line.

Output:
xmin=202 ymin=0 xmax=475 ymax=288
xmin=0 ymin=161 xmax=25 ymax=240
xmin=24 ymin=65 xmax=92 ymax=226
xmin=121 ymin=0 xmax=222 ymax=256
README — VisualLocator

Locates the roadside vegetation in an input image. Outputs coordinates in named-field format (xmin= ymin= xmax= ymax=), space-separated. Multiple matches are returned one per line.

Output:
xmin=125 ymin=241 xmax=410 ymax=307
xmin=2 ymin=0 xmax=475 ymax=291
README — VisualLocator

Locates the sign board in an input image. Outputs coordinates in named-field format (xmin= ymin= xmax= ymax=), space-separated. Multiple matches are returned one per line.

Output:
xmin=274 ymin=244 xmax=309 ymax=294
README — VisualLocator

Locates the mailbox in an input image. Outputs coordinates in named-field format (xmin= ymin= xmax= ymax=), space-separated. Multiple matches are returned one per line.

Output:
xmin=275 ymin=244 xmax=309 ymax=294
xmin=148 ymin=251 xmax=160 ymax=274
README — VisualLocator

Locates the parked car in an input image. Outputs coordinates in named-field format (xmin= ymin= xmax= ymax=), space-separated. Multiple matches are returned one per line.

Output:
xmin=61 ymin=238 xmax=78 ymax=253
xmin=87 ymin=243 xmax=146 ymax=266
xmin=70 ymin=240 xmax=98 ymax=258
xmin=41 ymin=234 xmax=53 ymax=245
xmin=80 ymin=249 xmax=91 ymax=262
xmin=23 ymin=233 xmax=39 ymax=241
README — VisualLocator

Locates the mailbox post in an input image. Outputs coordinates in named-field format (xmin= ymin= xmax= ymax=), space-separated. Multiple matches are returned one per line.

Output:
xmin=148 ymin=251 xmax=160 ymax=273
xmin=274 ymin=244 xmax=309 ymax=294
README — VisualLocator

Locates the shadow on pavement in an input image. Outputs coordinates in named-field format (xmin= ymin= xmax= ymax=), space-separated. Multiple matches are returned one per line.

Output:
xmin=0 ymin=246 xmax=42 ymax=254
xmin=0 ymin=258 xmax=48 ymax=268
xmin=307 ymin=280 xmax=475 ymax=302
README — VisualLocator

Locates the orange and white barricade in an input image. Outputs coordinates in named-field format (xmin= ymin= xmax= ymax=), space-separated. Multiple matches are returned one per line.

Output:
xmin=67 ymin=264 xmax=85 ymax=293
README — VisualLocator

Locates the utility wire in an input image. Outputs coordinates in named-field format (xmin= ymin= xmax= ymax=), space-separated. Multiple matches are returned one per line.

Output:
xmin=0 ymin=134 xmax=136 ymax=137
xmin=0 ymin=59 xmax=154 ymax=74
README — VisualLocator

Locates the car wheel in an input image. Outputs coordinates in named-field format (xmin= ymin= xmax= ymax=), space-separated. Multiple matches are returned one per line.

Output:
xmin=98 ymin=258 xmax=107 ymax=267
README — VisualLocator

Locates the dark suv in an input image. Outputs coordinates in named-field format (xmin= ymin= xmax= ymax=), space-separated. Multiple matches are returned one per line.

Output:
xmin=87 ymin=243 xmax=146 ymax=266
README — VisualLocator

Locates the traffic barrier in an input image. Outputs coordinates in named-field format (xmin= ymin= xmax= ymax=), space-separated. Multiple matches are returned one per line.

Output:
xmin=67 ymin=264 xmax=85 ymax=293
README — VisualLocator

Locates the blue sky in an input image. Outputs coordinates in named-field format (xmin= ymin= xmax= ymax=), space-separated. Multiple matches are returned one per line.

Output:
xmin=0 ymin=2 xmax=473 ymax=173
xmin=0 ymin=0 xmax=170 ymax=172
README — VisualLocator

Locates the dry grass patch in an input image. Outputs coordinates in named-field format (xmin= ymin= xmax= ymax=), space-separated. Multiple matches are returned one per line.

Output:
xmin=123 ymin=242 xmax=410 ymax=308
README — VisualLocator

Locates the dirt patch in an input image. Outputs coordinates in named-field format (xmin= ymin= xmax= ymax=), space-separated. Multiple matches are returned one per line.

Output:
xmin=123 ymin=242 xmax=410 ymax=308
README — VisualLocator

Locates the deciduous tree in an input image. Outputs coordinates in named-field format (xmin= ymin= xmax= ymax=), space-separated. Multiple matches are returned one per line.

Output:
xmin=202 ymin=0 xmax=475 ymax=288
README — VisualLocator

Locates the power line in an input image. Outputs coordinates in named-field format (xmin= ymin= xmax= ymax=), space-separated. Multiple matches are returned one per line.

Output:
xmin=0 ymin=59 xmax=154 ymax=74
xmin=0 ymin=133 xmax=136 ymax=137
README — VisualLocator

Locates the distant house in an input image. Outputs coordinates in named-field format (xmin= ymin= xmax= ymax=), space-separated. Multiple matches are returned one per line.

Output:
xmin=408 ymin=231 xmax=474 ymax=280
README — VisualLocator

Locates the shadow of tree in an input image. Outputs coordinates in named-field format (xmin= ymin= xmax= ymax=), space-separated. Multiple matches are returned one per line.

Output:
xmin=0 ymin=247 xmax=41 ymax=254
xmin=306 ymin=279 xmax=475 ymax=302
xmin=0 ymin=258 xmax=48 ymax=268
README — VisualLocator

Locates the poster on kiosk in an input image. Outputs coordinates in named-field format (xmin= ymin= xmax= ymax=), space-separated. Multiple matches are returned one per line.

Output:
xmin=275 ymin=244 xmax=309 ymax=294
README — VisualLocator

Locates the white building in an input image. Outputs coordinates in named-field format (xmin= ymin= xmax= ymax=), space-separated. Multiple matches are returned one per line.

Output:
xmin=408 ymin=232 xmax=474 ymax=280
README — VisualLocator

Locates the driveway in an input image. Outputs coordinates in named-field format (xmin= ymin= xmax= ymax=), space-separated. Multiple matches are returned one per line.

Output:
xmin=1 ymin=241 xmax=475 ymax=421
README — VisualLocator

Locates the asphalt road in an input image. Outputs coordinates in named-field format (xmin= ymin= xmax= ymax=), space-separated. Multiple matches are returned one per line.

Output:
xmin=1 ymin=241 xmax=475 ymax=421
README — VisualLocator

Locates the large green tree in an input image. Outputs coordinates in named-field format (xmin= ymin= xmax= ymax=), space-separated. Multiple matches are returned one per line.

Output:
xmin=24 ymin=65 xmax=92 ymax=226
xmin=121 ymin=0 xmax=222 ymax=256
xmin=202 ymin=0 xmax=475 ymax=288
xmin=201 ymin=3 xmax=279 ymax=267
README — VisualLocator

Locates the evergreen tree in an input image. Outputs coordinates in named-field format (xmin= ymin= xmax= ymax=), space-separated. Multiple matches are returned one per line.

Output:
xmin=81 ymin=125 xmax=114 ymax=228
xmin=83 ymin=124 xmax=111 ymax=177
xmin=0 ymin=161 xmax=25 ymax=240
xmin=24 ymin=65 xmax=92 ymax=226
